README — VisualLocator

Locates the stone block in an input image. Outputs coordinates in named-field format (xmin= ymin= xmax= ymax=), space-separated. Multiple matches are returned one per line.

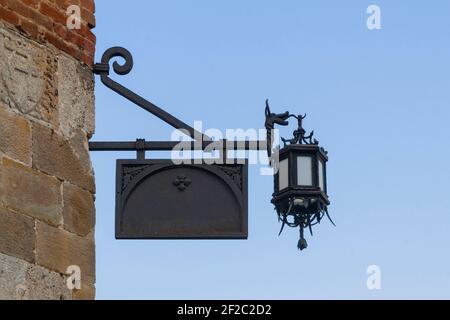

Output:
xmin=32 ymin=123 xmax=95 ymax=192
xmin=36 ymin=222 xmax=95 ymax=284
xmin=73 ymin=283 xmax=96 ymax=300
xmin=0 ymin=206 xmax=35 ymax=263
xmin=58 ymin=54 xmax=95 ymax=138
xmin=0 ymin=157 xmax=62 ymax=226
xmin=0 ymin=107 xmax=32 ymax=165
xmin=0 ymin=253 xmax=72 ymax=300
xmin=63 ymin=182 xmax=95 ymax=237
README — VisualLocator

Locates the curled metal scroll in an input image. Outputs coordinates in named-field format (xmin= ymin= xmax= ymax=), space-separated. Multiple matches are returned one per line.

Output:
xmin=100 ymin=46 xmax=134 ymax=75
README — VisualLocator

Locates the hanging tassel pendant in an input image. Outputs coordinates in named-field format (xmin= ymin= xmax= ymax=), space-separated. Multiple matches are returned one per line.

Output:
xmin=297 ymin=226 xmax=308 ymax=250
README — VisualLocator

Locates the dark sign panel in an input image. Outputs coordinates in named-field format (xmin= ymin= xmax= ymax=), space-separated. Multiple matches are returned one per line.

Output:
xmin=116 ymin=159 xmax=248 ymax=239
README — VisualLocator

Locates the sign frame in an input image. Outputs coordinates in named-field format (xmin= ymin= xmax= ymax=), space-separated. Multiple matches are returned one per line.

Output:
xmin=115 ymin=159 xmax=248 ymax=240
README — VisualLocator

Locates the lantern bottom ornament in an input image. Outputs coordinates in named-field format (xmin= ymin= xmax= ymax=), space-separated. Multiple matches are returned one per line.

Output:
xmin=265 ymin=100 xmax=334 ymax=251
xmin=274 ymin=195 xmax=333 ymax=251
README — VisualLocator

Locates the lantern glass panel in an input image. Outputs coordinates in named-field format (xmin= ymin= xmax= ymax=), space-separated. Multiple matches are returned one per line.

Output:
xmin=318 ymin=159 xmax=325 ymax=191
xmin=279 ymin=158 xmax=289 ymax=190
xmin=297 ymin=156 xmax=313 ymax=186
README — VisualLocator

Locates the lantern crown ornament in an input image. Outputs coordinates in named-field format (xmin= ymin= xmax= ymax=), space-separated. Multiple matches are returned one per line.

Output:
xmin=265 ymin=100 xmax=334 ymax=251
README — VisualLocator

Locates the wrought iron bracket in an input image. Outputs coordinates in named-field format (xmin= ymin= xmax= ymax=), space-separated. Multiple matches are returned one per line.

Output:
xmin=89 ymin=47 xmax=266 ymax=157
xmin=91 ymin=46 xmax=208 ymax=146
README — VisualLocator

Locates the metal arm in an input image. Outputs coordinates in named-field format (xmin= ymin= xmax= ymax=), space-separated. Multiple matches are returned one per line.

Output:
xmin=90 ymin=47 xmax=266 ymax=155
xmin=89 ymin=140 xmax=266 ymax=152
xmin=92 ymin=47 xmax=209 ymax=143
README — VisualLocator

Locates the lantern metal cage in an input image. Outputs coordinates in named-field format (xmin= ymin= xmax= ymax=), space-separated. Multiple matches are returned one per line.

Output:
xmin=265 ymin=101 xmax=334 ymax=251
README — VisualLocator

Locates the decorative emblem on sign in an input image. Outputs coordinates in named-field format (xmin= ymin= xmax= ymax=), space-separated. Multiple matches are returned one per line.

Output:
xmin=173 ymin=174 xmax=192 ymax=191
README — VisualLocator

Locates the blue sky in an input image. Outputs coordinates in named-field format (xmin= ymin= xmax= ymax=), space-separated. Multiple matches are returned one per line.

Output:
xmin=91 ymin=0 xmax=450 ymax=299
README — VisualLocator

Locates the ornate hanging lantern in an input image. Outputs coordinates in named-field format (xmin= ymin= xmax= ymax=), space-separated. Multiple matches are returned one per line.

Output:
xmin=265 ymin=100 xmax=334 ymax=251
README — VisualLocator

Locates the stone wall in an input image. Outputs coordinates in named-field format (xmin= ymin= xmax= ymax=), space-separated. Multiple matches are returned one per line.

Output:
xmin=0 ymin=0 xmax=96 ymax=300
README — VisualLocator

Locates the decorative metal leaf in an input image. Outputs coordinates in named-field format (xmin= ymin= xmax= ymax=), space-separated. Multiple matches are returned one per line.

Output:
xmin=325 ymin=208 xmax=336 ymax=227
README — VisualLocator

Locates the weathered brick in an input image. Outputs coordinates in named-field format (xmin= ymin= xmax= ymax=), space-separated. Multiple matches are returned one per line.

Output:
xmin=39 ymin=1 xmax=67 ymax=25
xmin=83 ymin=37 xmax=95 ymax=55
xmin=20 ymin=0 xmax=39 ymax=9
xmin=54 ymin=0 xmax=69 ymax=11
xmin=0 ymin=157 xmax=63 ymax=226
xmin=0 ymin=6 xmax=20 ymax=25
xmin=54 ymin=22 xmax=68 ymax=39
xmin=0 ymin=206 xmax=35 ymax=263
xmin=18 ymin=17 xmax=39 ymax=38
xmin=43 ymin=28 xmax=70 ymax=53
xmin=3 ymin=0 xmax=36 ymax=21
xmin=36 ymin=222 xmax=95 ymax=284
xmin=30 ymin=8 xmax=53 ymax=31
xmin=79 ymin=24 xmax=96 ymax=43
xmin=66 ymin=29 xmax=85 ymax=48
xmin=1 ymin=0 xmax=96 ymax=67
xmin=80 ymin=0 xmax=95 ymax=13
xmin=63 ymin=182 xmax=95 ymax=237
xmin=32 ymin=123 xmax=95 ymax=192
xmin=81 ymin=7 xmax=95 ymax=28
xmin=0 ymin=108 xmax=32 ymax=165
